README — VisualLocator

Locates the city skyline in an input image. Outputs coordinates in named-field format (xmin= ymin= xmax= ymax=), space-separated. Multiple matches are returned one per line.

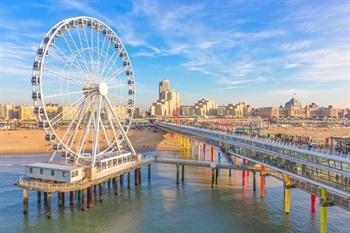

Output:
xmin=0 ymin=0 xmax=349 ymax=109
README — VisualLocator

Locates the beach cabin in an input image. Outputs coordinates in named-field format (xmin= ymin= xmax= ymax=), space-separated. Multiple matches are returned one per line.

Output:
xmin=25 ymin=163 xmax=84 ymax=183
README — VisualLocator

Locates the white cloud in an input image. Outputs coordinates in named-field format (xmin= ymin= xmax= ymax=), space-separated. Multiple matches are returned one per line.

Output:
xmin=280 ymin=40 xmax=313 ymax=52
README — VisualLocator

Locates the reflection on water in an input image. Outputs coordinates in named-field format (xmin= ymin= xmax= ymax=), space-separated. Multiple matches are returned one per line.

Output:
xmin=0 ymin=152 xmax=349 ymax=233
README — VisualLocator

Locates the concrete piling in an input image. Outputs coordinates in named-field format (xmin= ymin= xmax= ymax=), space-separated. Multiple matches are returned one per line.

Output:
xmin=211 ymin=168 xmax=215 ymax=188
xmin=46 ymin=192 xmax=52 ymax=218
xmin=120 ymin=174 xmax=124 ymax=186
xmin=148 ymin=164 xmax=151 ymax=181
xmin=253 ymin=171 xmax=256 ymax=192
xmin=113 ymin=178 xmax=118 ymax=195
xmin=81 ymin=190 xmax=85 ymax=211
xmin=98 ymin=183 xmax=103 ymax=202
xmin=37 ymin=191 xmax=41 ymax=204
xmin=23 ymin=189 xmax=29 ymax=214
xmin=181 ymin=165 xmax=185 ymax=183
xmin=138 ymin=168 xmax=141 ymax=185
xmin=87 ymin=187 xmax=93 ymax=208
xmin=127 ymin=172 xmax=131 ymax=189
xmin=176 ymin=164 xmax=180 ymax=185
xmin=70 ymin=191 xmax=74 ymax=206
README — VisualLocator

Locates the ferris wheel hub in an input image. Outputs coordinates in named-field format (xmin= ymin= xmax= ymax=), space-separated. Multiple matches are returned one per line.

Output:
xmin=98 ymin=82 xmax=108 ymax=96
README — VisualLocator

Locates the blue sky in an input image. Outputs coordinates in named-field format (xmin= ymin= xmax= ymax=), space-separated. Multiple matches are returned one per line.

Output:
xmin=0 ymin=0 xmax=349 ymax=109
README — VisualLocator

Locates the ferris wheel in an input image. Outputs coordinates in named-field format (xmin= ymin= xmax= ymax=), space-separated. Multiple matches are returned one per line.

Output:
xmin=31 ymin=16 xmax=136 ymax=167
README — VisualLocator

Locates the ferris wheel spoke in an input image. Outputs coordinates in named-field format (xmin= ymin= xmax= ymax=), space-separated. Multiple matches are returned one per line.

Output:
xmin=90 ymin=25 xmax=98 ymax=82
xmin=60 ymin=97 xmax=87 ymax=144
xmin=97 ymin=28 xmax=100 ymax=82
xmin=104 ymin=95 xmax=135 ymax=154
xmin=108 ymin=93 xmax=129 ymax=103
xmin=108 ymin=84 xmax=128 ymax=89
xmin=45 ymin=89 xmax=87 ymax=99
xmin=51 ymin=45 xmax=85 ymax=76
xmin=102 ymin=53 xmax=122 ymax=79
xmin=104 ymin=103 xmax=121 ymax=150
xmin=66 ymin=30 xmax=86 ymax=71
xmin=50 ymin=93 xmax=89 ymax=126
xmin=44 ymin=68 xmax=84 ymax=86
xmin=98 ymin=36 xmax=107 ymax=81
xmin=92 ymin=95 xmax=103 ymax=166
xmin=76 ymin=95 xmax=96 ymax=156
xmin=82 ymin=26 xmax=94 ymax=81
xmin=70 ymin=28 xmax=90 ymax=73
xmin=100 ymin=37 xmax=112 ymax=76
xmin=66 ymin=100 xmax=91 ymax=149
xmin=68 ymin=28 xmax=90 ymax=74
xmin=103 ymin=66 xmax=127 ymax=84
xmin=61 ymin=33 xmax=86 ymax=75
xmin=98 ymin=110 xmax=113 ymax=154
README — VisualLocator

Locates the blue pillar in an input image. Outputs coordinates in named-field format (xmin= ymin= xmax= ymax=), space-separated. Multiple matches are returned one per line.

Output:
xmin=218 ymin=151 xmax=221 ymax=163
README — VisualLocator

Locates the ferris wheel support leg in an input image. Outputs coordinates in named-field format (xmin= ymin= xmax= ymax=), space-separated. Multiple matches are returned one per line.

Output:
xmin=104 ymin=96 xmax=136 ymax=155
xmin=92 ymin=96 xmax=103 ymax=167
xmin=48 ymin=151 xmax=57 ymax=163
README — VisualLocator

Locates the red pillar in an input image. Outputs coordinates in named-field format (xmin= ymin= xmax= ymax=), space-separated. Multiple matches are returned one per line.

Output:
xmin=242 ymin=170 xmax=246 ymax=187
xmin=311 ymin=194 xmax=316 ymax=213
xmin=260 ymin=166 xmax=266 ymax=198
xmin=211 ymin=146 xmax=214 ymax=162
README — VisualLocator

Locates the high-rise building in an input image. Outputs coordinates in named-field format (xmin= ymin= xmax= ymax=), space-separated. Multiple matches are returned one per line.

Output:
xmin=17 ymin=105 xmax=36 ymax=121
xmin=151 ymin=79 xmax=180 ymax=116
xmin=193 ymin=98 xmax=217 ymax=116
xmin=0 ymin=103 xmax=16 ymax=120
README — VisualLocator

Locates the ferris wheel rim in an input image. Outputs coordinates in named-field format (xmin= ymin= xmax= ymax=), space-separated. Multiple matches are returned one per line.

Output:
xmin=31 ymin=16 xmax=136 ymax=159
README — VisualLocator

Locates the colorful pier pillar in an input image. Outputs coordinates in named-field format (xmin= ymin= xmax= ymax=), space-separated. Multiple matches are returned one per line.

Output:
xmin=260 ymin=166 xmax=266 ymax=198
xmin=191 ymin=141 xmax=195 ymax=157
xmin=87 ymin=187 xmax=93 ymax=208
xmin=211 ymin=146 xmax=214 ymax=162
xmin=23 ymin=189 xmax=29 ymax=214
xmin=284 ymin=174 xmax=291 ymax=214
xmin=242 ymin=169 xmax=246 ymax=187
xmin=311 ymin=194 xmax=316 ymax=213
xmin=197 ymin=143 xmax=201 ymax=159
xmin=320 ymin=188 xmax=328 ymax=233
xmin=217 ymin=151 xmax=221 ymax=163
xmin=203 ymin=144 xmax=206 ymax=160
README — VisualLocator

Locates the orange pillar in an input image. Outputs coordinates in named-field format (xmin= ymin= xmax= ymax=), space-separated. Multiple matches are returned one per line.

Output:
xmin=242 ymin=170 xmax=246 ymax=187
xmin=260 ymin=166 xmax=266 ymax=198
xmin=211 ymin=146 xmax=214 ymax=162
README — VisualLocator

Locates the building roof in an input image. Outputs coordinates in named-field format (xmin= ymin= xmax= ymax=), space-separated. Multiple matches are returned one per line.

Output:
xmin=25 ymin=162 xmax=80 ymax=171
xmin=285 ymin=97 xmax=302 ymax=108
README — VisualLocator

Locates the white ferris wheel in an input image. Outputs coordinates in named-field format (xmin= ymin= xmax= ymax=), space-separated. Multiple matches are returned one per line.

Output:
xmin=31 ymin=16 xmax=136 ymax=168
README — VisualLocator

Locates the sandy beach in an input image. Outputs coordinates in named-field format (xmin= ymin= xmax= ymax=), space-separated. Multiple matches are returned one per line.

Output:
xmin=0 ymin=128 xmax=182 ymax=155
xmin=260 ymin=127 xmax=350 ymax=139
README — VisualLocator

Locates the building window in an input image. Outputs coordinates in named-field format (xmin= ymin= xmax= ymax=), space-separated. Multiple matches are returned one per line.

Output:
xmin=51 ymin=170 xmax=55 ymax=176
xmin=40 ymin=169 xmax=43 ymax=175
xmin=62 ymin=171 xmax=66 ymax=177
xmin=29 ymin=168 xmax=33 ymax=173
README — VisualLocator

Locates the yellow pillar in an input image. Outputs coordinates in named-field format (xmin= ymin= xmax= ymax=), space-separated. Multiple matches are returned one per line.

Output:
xmin=320 ymin=188 xmax=328 ymax=233
xmin=284 ymin=174 xmax=291 ymax=214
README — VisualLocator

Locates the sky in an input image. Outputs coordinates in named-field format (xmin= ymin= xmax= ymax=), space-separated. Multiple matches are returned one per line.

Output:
xmin=0 ymin=0 xmax=349 ymax=110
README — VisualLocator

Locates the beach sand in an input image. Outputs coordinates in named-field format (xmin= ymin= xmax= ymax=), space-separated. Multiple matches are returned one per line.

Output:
xmin=260 ymin=127 xmax=350 ymax=139
xmin=0 ymin=128 xmax=182 ymax=155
